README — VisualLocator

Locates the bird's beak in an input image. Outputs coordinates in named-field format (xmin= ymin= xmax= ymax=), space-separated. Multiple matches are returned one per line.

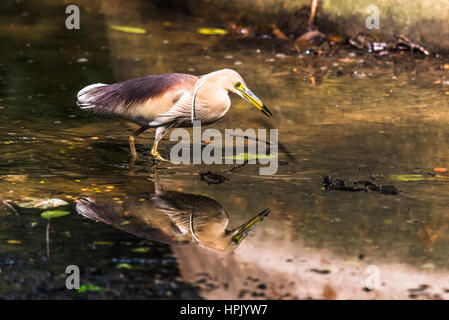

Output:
xmin=237 ymin=85 xmax=273 ymax=117
xmin=231 ymin=208 xmax=270 ymax=246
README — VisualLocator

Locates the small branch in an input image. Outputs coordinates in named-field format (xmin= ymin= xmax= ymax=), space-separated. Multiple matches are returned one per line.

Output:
xmin=2 ymin=200 xmax=18 ymax=215
xmin=308 ymin=0 xmax=319 ymax=30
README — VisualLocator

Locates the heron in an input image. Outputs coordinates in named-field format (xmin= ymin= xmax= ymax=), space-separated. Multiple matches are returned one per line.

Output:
xmin=77 ymin=69 xmax=272 ymax=162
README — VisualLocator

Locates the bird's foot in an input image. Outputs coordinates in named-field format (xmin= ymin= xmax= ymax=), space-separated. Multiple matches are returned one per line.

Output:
xmin=151 ymin=151 xmax=169 ymax=162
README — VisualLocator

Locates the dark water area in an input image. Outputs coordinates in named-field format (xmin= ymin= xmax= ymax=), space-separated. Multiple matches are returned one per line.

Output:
xmin=1 ymin=0 xmax=449 ymax=299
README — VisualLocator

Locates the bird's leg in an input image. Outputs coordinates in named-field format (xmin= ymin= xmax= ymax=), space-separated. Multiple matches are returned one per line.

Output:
xmin=151 ymin=127 xmax=169 ymax=162
xmin=129 ymin=127 xmax=147 ymax=157
xmin=128 ymin=127 xmax=148 ymax=167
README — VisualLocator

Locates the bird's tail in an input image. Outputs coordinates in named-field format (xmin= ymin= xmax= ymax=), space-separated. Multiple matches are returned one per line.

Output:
xmin=76 ymin=83 xmax=108 ymax=109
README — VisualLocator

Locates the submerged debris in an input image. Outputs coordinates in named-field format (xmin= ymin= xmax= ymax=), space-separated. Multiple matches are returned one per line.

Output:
xmin=295 ymin=30 xmax=326 ymax=53
xmin=2 ymin=200 xmax=18 ymax=215
xmin=199 ymin=171 xmax=229 ymax=185
xmin=310 ymin=268 xmax=331 ymax=274
xmin=349 ymin=33 xmax=430 ymax=55
xmin=396 ymin=35 xmax=430 ymax=55
xmin=16 ymin=198 xmax=69 ymax=209
xmin=322 ymin=176 xmax=399 ymax=195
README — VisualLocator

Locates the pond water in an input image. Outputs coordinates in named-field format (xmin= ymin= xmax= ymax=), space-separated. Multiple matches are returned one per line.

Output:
xmin=1 ymin=0 xmax=449 ymax=299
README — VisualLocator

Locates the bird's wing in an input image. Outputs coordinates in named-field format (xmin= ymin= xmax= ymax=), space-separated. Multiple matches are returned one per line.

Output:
xmin=77 ymin=73 xmax=198 ymax=123
xmin=148 ymin=90 xmax=194 ymax=127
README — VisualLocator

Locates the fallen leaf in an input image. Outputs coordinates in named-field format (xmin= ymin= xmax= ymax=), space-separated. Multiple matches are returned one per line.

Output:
xmin=77 ymin=283 xmax=106 ymax=293
xmin=41 ymin=210 xmax=70 ymax=219
xmin=110 ymin=25 xmax=147 ymax=34
xmin=1 ymin=175 xmax=27 ymax=182
xmin=132 ymin=247 xmax=150 ymax=253
xmin=197 ymin=28 xmax=227 ymax=35
xmin=390 ymin=174 xmax=427 ymax=182
xmin=272 ymin=27 xmax=289 ymax=41
xmin=17 ymin=198 xmax=69 ymax=209
xmin=328 ymin=36 xmax=344 ymax=43
xmin=93 ymin=241 xmax=114 ymax=246
xmin=223 ymin=152 xmax=276 ymax=161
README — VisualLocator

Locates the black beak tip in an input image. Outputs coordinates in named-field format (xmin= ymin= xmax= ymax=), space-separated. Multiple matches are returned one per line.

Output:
xmin=261 ymin=105 xmax=273 ymax=117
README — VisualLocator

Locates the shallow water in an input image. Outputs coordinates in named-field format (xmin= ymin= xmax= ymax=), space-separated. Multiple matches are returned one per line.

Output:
xmin=1 ymin=0 xmax=449 ymax=299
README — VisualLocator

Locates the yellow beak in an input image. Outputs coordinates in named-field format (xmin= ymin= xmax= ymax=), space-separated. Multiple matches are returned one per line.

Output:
xmin=237 ymin=84 xmax=273 ymax=117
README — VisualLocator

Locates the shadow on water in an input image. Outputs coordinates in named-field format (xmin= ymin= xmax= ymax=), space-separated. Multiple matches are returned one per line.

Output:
xmin=1 ymin=0 xmax=449 ymax=299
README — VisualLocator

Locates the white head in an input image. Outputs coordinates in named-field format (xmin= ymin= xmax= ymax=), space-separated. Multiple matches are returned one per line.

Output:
xmin=194 ymin=69 xmax=273 ymax=118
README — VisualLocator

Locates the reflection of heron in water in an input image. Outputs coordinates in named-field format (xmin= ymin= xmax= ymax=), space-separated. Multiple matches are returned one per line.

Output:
xmin=76 ymin=177 xmax=269 ymax=251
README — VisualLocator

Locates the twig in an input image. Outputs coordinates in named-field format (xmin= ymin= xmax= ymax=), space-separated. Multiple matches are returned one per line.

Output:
xmin=46 ymin=220 xmax=50 ymax=260
xmin=2 ymin=200 xmax=18 ymax=215
xmin=308 ymin=0 xmax=319 ymax=30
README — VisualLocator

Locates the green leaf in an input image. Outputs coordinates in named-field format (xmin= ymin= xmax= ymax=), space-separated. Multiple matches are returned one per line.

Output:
xmin=77 ymin=283 xmax=106 ymax=293
xmin=390 ymin=174 xmax=426 ymax=182
xmin=110 ymin=25 xmax=147 ymax=34
xmin=41 ymin=210 xmax=70 ymax=219
xmin=197 ymin=28 xmax=227 ymax=35
xmin=132 ymin=247 xmax=150 ymax=253
xmin=116 ymin=263 xmax=132 ymax=269
xmin=223 ymin=153 xmax=277 ymax=161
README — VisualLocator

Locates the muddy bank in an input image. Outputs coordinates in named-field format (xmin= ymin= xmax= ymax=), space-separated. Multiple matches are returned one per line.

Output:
xmin=150 ymin=0 xmax=449 ymax=54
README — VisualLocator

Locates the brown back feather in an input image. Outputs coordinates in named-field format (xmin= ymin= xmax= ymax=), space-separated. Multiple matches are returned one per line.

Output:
xmin=79 ymin=73 xmax=197 ymax=120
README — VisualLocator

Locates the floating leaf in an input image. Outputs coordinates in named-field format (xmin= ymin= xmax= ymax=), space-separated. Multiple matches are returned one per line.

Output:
xmin=7 ymin=240 xmax=21 ymax=245
xmin=421 ymin=263 xmax=435 ymax=270
xmin=132 ymin=247 xmax=150 ymax=253
xmin=391 ymin=173 xmax=449 ymax=182
xmin=41 ymin=210 xmax=70 ymax=219
xmin=93 ymin=241 xmax=114 ymax=246
xmin=116 ymin=263 xmax=132 ymax=270
xmin=17 ymin=198 xmax=68 ymax=209
xmin=197 ymin=28 xmax=227 ymax=35
xmin=77 ymin=283 xmax=106 ymax=293
xmin=110 ymin=25 xmax=147 ymax=34
xmin=390 ymin=174 xmax=426 ymax=182
xmin=223 ymin=153 xmax=277 ymax=161
xmin=1 ymin=174 xmax=27 ymax=182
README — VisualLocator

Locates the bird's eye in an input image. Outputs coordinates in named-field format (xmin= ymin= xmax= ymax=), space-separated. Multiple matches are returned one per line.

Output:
xmin=234 ymin=82 xmax=242 ymax=89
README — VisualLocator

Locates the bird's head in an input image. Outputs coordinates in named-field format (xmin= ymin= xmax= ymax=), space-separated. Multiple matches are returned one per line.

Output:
xmin=202 ymin=69 xmax=273 ymax=117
